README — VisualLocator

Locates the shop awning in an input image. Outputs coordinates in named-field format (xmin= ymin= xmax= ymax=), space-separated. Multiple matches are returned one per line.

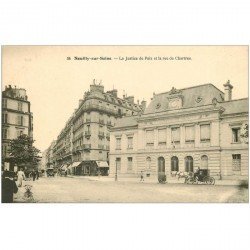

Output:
xmin=67 ymin=163 xmax=73 ymax=169
xmin=96 ymin=161 xmax=109 ymax=168
xmin=71 ymin=161 xmax=81 ymax=168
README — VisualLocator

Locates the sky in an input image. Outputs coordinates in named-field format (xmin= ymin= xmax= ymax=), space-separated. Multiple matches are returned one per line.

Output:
xmin=2 ymin=46 xmax=248 ymax=152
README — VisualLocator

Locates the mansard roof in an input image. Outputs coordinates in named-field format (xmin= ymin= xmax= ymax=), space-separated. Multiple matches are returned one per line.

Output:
xmin=220 ymin=98 xmax=248 ymax=116
xmin=144 ymin=83 xmax=225 ymax=114
xmin=113 ymin=115 xmax=138 ymax=129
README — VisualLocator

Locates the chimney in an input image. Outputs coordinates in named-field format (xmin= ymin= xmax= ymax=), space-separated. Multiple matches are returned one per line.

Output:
xmin=90 ymin=81 xmax=104 ymax=93
xmin=223 ymin=80 xmax=233 ymax=101
xmin=109 ymin=89 xmax=118 ymax=97
xmin=126 ymin=96 xmax=134 ymax=104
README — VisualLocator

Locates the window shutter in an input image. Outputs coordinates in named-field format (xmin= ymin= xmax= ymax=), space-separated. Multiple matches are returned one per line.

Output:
xmin=146 ymin=130 xmax=154 ymax=143
xmin=172 ymin=127 xmax=180 ymax=142
xmin=158 ymin=129 xmax=166 ymax=143
xmin=200 ymin=124 xmax=210 ymax=141
xmin=185 ymin=126 xmax=195 ymax=141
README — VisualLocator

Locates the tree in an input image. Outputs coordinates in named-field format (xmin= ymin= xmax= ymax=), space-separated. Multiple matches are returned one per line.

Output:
xmin=240 ymin=123 xmax=248 ymax=144
xmin=8 ymin=134 xmax=41 ymax=169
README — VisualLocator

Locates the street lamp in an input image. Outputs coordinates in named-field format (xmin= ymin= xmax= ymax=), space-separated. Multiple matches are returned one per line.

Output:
xmin=115 ymin=159 xmax=118 ymax=181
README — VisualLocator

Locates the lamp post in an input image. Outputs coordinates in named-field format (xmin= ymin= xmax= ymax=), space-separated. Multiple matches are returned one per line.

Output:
xmin=115 ymin=159 xmax=118 ymax=181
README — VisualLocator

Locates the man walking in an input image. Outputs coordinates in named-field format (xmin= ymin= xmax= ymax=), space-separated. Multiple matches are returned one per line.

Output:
xmin=31 ymin=169 xmax=36 ymax=181
xmin=140 ymin=171 xmax=144 ymax=182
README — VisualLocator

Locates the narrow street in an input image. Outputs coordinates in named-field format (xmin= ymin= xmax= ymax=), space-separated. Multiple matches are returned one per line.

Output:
xmin=14 ymin=176 xmax=248 ymax=203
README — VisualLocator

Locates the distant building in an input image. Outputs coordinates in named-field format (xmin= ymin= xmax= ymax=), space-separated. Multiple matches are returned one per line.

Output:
xmin=2 ymin=85 xmax=33 ymax=171
xmin=44 ymin=140 xmax=57 ymax=169
xmin=109 ymin=81 xmax=248 ymax=180
xmin=46 ymin=80 xmax=145 ymax=175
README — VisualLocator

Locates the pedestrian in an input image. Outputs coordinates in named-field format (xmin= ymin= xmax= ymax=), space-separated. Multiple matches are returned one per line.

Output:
xmin=140 ymin=171 xmax=144 ymax=182
xmin=31 ymin=169 xmax=36 ymax=181
xmin=2 ymin=171 xmax=18 ymax=203
xmin=36 ymin=170 xmax=39 ymax=180
xmin=17 ymin=168 xmax=26 ymax=187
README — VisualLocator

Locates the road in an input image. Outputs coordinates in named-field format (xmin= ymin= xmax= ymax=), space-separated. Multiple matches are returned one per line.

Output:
xmin=14 ymin=176 xmax=248 ymax=203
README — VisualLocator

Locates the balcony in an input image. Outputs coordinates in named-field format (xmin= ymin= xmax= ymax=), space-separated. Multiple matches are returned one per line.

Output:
xmin=83 ymin=144 xmax=91 ymax=151
xmin=98 ymin=144 xmax=105 ymax=150
xmin=74 ymin=103 xmax=120 ymax=120
xmin=98 ymin=131 xmax=105 ymax=139
xmin=85 ymin=131 xmax=91 ymax=139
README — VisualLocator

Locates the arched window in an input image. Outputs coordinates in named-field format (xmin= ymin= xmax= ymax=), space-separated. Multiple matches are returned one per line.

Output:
xmin=185 ymin=156 xmax=193 ymax=172
xmin=158 ymin=157 xmax=165 ymax=173
xmin=146 ymin=157 xmax=151 ymax=170
xmin=201 ymin=155 xmax=208 ymax=169
xmin=171 ymin=156 xmax=179 ymax=171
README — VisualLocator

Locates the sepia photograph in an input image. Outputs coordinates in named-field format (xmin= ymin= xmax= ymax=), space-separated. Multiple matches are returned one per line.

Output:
xmin=1 ymin=45 xmax=249 ymax=203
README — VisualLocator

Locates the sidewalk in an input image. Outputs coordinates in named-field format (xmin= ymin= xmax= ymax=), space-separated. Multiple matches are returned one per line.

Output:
xmin=67 ymin=174 xmax=246 ymax=186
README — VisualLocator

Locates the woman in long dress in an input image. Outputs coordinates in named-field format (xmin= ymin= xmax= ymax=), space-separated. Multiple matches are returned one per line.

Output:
xmin=17 ymin=168 xmax=26 ymax=187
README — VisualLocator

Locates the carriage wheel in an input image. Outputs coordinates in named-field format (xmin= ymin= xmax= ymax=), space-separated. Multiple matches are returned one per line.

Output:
xmin=210 ymin=177 xmax=215 ymax=185
xmin=204 ymin=176 xmax=215 ymax=185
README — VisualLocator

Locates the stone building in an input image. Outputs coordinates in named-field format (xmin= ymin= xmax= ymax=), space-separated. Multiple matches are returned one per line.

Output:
xmin=47 ymin=80 xmax=145 ymax=175
xmin=45 ymin=140 xmax=56 ymax=169
xmin=2 ymin=85 xmax=33 ymax=171
xmin=109 ymin=81 xmax=248 ymax=180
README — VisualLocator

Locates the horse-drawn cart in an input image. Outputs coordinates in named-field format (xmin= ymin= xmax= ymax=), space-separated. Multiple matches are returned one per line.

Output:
xmin=186 ymin=169 xmax=215 ymax=185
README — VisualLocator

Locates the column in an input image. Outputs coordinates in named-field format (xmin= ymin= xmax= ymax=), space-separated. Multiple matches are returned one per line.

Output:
xmin=154 ymin=128 xmax=158 ymax=149
xmin=195 ymin=123 xmax=200 ymax=148
xmin=166 ymin=126 xmax=172 ymax=149
xmin=180 ymin=125 xmax=185 ymax=148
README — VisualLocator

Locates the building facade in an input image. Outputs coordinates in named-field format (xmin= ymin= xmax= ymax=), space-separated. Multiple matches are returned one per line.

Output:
xmin=109 ymin=81 xmax=248 ymax=180
xmin=2 ymin=85 xmax=33 ymax=171
xmin=45 ymin=80 xmax=145 ymax=175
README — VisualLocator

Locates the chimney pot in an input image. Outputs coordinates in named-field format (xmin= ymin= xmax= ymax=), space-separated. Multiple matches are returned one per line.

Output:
xmin=223 ymin=80 xmax=233 ymax=101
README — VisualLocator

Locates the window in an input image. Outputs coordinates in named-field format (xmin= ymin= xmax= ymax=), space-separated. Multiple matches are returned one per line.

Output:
xmin=158 ymin=129 xmax=166 ymax=145
xmin=171 ymin=156 xmax=179 ymax=171
xmin=185 ymin=126 xmax=195 ymax=142
xmin=200 ymin=124 xmax=210 ymax=142
xmin=146 ymin=157 xmax=151 ymax=170
xmin=171 ymin=127 xmax=180 ymax=143
xmin=2 ymin=113 xmax=8 ymax=124
xmin=158 ymin=157 xmax=165 ymax=173
xmin=185 ymin=156 xmax=193 ymax=172
xmin=116 ymin=138 xmax=121 ymax=150
xmin=116 ymin=157 xmax=121 ymax=170
xmin=232 ymin=128 xmax=241 ymax=143
xmin=127 ymin=157 xmax=133 ymax=170
xmin=17 ymin=116 xmax=24 ymax=126
xmin=201 ymin=155 xmax=208 ymax=169
xmin=146 ymin=130 xmax=154 ymax=146
xmin=87 ymin=125 xmax=90 ymax=132
xmin=16 ymin=130 xmax=23 ymax=137
xmin=18 ymin=102 xmax=23 ymax=111
xmin=127 ymin=137 xmax=133 ymax=149
xmin=232 ymin=154 xmax=241 ymax=171
xmin=2 ymin=128 xmax=8 ymax=139
xmin=3 ymin=99 xmax=7 ymax=108
xmin=3 ymin=145 xmax=8 ymax=156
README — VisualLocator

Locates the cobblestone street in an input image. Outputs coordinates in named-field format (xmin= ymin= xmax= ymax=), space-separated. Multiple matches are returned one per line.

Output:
xmin=14 ymin=176 xmax=248 ymax=203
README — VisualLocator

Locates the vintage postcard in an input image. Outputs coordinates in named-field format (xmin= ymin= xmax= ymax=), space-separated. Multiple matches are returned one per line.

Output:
xmin=1 ymin=45 xmax=249 ymax=203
